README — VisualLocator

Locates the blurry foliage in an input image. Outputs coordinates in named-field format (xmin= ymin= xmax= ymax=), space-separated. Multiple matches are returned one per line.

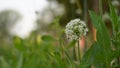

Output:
xmin=79 ymin=2 xmax=120 ymax=68
xmin=0 ymin=10 xmax=21 ymax=46
xmin=0 ymin=34 xmax=74 ymax=68
xmin=0 ymin=0 xmax=120 ymax=68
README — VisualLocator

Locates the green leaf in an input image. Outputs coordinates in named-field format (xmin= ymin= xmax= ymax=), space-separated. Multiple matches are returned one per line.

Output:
xmin=89 ymin=11 xmax=111 ymax=54
xmin=80 ymin=42 xmax=105 ymax=67
xmin=109 ymin=3 xmax=119 ymax=34
xmin=89 ymin=11 xmax=101 ymax=30
xmin=86 ymin=10 xmax=113 ymax=67
xmin=80 ymin=42 xmax=117 ymax=67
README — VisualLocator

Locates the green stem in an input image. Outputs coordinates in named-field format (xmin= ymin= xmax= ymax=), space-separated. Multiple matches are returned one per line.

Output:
xmin=77 ymin=39 xmax=81 ymax=62
xmin=73 ymin=47 xmax=77 ymax=61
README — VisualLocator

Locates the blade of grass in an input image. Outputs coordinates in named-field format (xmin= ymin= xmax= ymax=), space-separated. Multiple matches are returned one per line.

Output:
xmin=16 ymin=53 xmax=23 ymax=68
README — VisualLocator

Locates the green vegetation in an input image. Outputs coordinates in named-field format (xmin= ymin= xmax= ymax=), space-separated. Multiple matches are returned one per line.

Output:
xmin=0 ymin=1 xmax=120 ymax=68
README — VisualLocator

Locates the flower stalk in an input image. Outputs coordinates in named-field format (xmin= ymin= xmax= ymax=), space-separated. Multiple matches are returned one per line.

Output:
xmin=65 ymin=19 xmax=88 ymax=63
xmin=77 ymin=38 xmax=81 ymax=62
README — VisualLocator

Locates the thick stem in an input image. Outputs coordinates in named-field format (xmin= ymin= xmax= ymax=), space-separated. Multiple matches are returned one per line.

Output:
xmin=78 ymin=39 xmax=81 ymax=62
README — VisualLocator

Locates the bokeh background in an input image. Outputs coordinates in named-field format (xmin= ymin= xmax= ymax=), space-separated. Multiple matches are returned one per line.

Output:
xmin=0 ymin=0 xmax=120 ymax=59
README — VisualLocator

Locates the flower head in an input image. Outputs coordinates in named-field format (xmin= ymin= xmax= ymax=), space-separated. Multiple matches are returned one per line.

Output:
xmin=65 ymin=19 xmax=88 ymax=41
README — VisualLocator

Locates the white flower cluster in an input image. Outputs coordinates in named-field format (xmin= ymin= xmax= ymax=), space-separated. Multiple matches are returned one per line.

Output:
xmin=65 ymin=19 xmax=88 ymax=41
